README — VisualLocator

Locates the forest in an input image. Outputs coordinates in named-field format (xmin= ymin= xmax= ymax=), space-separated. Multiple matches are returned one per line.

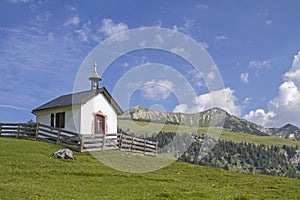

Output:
xmin=145 ymin=131 xmax=300 ymax=179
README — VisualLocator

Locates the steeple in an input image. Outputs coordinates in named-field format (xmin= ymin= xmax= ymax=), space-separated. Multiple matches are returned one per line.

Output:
xmin=89 ymin=61 xmax=101 ymax=90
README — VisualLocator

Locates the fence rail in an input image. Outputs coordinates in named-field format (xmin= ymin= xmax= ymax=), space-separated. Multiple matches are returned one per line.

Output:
xmin=0 ymin=122 xmax=157 ymax=156
xmin=37 ymin=123 xmax=81 ymax=152
xmin=0 ymin=123 xmax=36 ymax=138
xmin=118 ymin=133 xmax=157 ymax=156
xmin=80 ymin=133 xmax=119 ymax=152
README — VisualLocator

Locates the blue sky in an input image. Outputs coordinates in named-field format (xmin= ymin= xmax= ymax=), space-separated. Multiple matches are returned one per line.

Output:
xmin=1 ymin=0 xmax=300 ymax=128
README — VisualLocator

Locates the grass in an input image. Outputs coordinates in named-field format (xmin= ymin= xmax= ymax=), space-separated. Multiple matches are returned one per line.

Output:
xmin=118 ymin=119 xmax=300 ymax=147
xmin=220 ymin=129 xmax=300 ymax=146
xmin=1 ymin=137 xmax=300 ymax=199
xmin=118 ymin=119 xmax=200 ymax=134
xmin=90 ymin=150 xmax=176 ymax=173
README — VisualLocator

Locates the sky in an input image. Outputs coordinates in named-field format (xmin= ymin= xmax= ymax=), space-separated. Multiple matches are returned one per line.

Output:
xmin=1 ymin=0 xmax=300 ymax=128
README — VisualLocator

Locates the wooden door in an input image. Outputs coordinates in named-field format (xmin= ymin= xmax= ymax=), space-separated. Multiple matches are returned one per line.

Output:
xmin=95 ymin=115 xmax=105 ymax=134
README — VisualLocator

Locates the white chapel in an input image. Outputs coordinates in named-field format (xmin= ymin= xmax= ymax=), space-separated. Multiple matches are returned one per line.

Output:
xmin=32 ymin=62 xmax=123 ymax=135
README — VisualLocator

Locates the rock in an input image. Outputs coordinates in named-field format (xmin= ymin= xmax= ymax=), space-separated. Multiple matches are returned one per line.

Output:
xmin=290 ymin=149 xmax=300 ymax=166
xmin=53 ymin=148 xmax=75 ymax=160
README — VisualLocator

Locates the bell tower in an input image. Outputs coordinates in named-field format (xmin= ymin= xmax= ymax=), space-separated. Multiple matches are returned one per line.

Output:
xmin=89 ymin=61 xmax=101 ymax=90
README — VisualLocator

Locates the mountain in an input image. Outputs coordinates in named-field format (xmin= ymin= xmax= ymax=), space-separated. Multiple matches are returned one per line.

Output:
xmin=118 ymin=106 xmax=300 ymax=138
xmin=119 ymin=105 xmax=225 ymax=126
xmin=118 ymin=105 xmax=268 ymax=136
xmin=265 ymin=124 xmax=300 ymax=140
xmin=222 ymin=112 xmax=267 ymax=136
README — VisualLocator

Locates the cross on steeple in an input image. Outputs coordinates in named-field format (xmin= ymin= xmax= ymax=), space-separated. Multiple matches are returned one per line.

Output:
xmin=89 ymin=61 xmax=101 ymax=90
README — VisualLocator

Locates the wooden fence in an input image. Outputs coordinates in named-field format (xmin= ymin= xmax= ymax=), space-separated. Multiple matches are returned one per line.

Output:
xmin=0 ymin=123 xmax=36 ymax=138
xmin=0 ymin=122 xmax=157 ymax=156
xmin=118 ymin=133 xmax=157 ymax=156
xmin=37 ymin=123 xmax=81 ymax=152
xmin=80 ymin=133 xmax=119 ymax=152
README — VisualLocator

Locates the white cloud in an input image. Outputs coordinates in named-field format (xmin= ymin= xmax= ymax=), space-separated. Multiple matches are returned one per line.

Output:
xmin=172 ymin=18 xmax=194 ymax=33
xmin=216 ymin=35 xmax=227 ymax=40
xmin=0 ymin=104 xmax=29 ymax=111
xmin=66 ymin=5 xmax=77 ymax=11
xmin=123 ymin=62 xmax=129 ymax=67
xmin=64 ymin=15 xmax=80 ymax=26
xmin=284 ymin=53 xmax=300 ymax=88
xmin=240 ymin=73 xmax=249 ymax=83
xmin=183 ymin=18 xmax=194 ymax=31
xmin=173 ymin=88 xmax=242 ymax=116
xmin=265 ymin=20 xmax=272 ymax=25
xmin=188 ymin=68 xmax=203 ymax=79
xmin=200 ymin=41 xmax=209 ymax=49
xmin=285 ymin=69 xmax=300 ymax=88
xmin=139 ymin=40 xmax=147 ymax=47
xmin=171 ymin=47 xmax=190 ymax=58
xmin=74 ymin=29 xmax=88 ymax=42
xmin=244 ymin=109 xmax=275 ymax=126
xmin=98 ymin=18 xmax=129 ymax=37
xmin=187 ymin=68 xmax=204 ymax=88
xmin=207 ymin=71 xmax=215 ymax=80
xmin=8 ymin=0 xmax=31 ymax=3
xmin=0 ymin=23 xmax=89 ymax=109
xmin=155 ymin=20 xmax=162 ymax=27
xmin=140 ymin=80 xmax=174 ymax=101
xmin=257 ymin=9 xmax=269 ymax=17
xmin=156 ymin=34 xmax=164 ymax=44
xmin=196 ymin=4 xmax=208 ymax=10
xmin=245 ymin=51 xmax=300 ymax=127
xmin=267 ymin=81 xmax=300 ymax=126
xmin=195 ymin=81 xmax=203 ymax=88
xmin=73 ymin=20 xmax=101 ymax=43
xmin=172 ymin=25 xmax=179 ymax=31
xmin=0 ymin=27 xmax=20 ymax=33
xmin=249 ymin=59 xmax=271 ymax=68
xmin=193 ymin=88 xmax=241 ymax=116
xmin=243 ymin=97 xmax=252 ymax=107
xmin=173 ymin=104 xmax=188 ymax=113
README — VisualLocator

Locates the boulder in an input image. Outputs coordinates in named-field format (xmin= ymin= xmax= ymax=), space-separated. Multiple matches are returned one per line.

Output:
xmin=53 ymin=148 xmax=75 ymax=160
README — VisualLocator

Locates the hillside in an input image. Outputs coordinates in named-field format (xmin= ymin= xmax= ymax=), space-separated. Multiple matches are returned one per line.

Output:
xmin=118 ymin=120 xmax=300 ymax=147
xmin=119 ymin=106 xmax=227 ymax=126
xmin=118 ymin=107 xmax=300 ymax=180
xmin=119 ymin=106 xmax=300 ymax=138
xmin=1 ymin=137 xmax=300 ymax=199
xmin=266 ymin=124 xmax=300 ymax=140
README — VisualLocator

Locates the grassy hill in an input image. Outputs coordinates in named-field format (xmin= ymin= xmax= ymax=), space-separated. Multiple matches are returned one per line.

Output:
xmin=1 ymin=137 xmax=300 ymax=199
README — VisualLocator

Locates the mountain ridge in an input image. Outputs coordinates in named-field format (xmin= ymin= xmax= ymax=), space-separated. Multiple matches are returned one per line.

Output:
xmin=118 ymin=105 xmax=300 ymax=139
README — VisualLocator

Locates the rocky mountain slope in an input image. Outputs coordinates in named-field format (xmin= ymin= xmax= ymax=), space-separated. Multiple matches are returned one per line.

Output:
xmin=265 ymin=124 xmax=300 ymax=140
xmin=119 ymin=105 xmax=226 ymax=127
xmin=118 ymin=105 xmax=300 ymax=138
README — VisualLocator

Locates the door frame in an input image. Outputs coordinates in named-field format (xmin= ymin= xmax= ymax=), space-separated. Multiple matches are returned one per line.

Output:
xmin=92 ymin=110 xmax=108 ymax=134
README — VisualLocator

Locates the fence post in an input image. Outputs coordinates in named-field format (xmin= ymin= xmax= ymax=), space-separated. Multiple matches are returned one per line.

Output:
xmin=102 ymin=134 xmax=106 ymax=150
xmin=144 ymin=139 xmax=146 ymax=155
xmin=16 ymin=124 xmax=20 ymax=138
xmin=56 ymin=128 xmax=61 ymax=145
xmin=131 ymin=136 xmax=134 ymax=152
xmin=80 ymin=135 xmax=84 ymax=152
xmin=119 ymin=133 xmax=122 ymax=150
xmin=35 ymin=123 xmax=39 ymax=140
xmin=155 ymin=142 xmax=158 ymax=157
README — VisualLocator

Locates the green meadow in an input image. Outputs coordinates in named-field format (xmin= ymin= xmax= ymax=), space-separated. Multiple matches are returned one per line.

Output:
xmin=1 ymin=137 xmax=300 ymax=199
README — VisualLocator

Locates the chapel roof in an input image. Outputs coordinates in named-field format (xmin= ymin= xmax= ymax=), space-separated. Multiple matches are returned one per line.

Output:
xmin=32 ymin=87 xmax=123 ymax=115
